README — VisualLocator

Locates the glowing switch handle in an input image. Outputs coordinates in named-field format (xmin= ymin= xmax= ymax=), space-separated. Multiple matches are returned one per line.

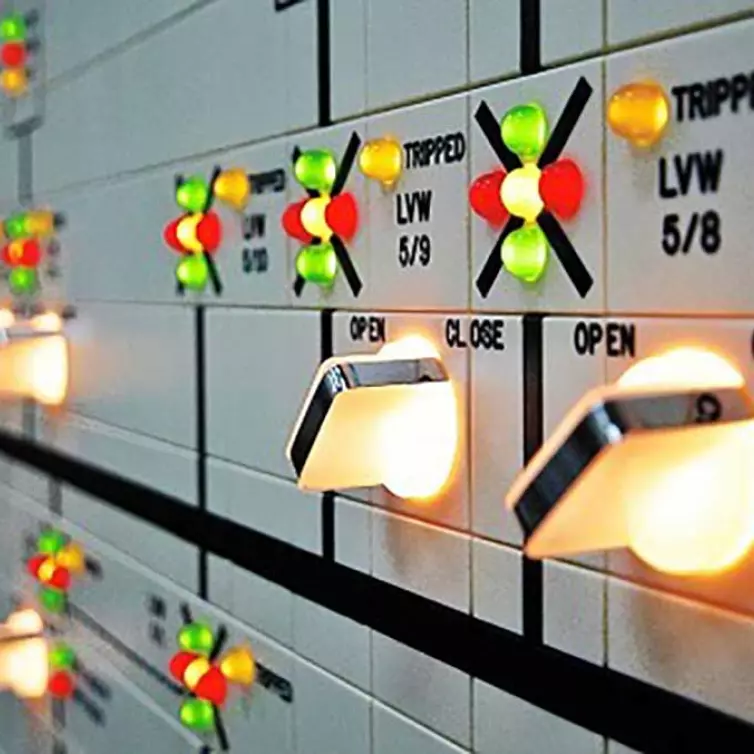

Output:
xmin=0 ymin=609 xmax=48 ymax=698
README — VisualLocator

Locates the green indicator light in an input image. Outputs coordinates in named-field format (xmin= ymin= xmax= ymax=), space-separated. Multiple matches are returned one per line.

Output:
xmin=40 ymin=587 xmax=67 ymax=615
xmin=180 ymin=699 xmax=215 ymax=731
xmin=9 ymin=267 xmax=37 ymax=295
xmin=5 ymin=213 xmax=29 ymax=240
xmin=294 ymin=149 xmax=337 ymax=193
xmin=178 ymin=622 xmax=214 ymax=654
xmin=175 ymin=255 xmax=208 ymax=291
xmin=37 ymin=528 xmax=66 ymax=555
xmin=501 ymin=224 xmax=548 ymax=283
xmin=0 ymin=13 xmax=26 ymax=42
xmin=49 ymin=643 xmax=76 ymax=671
xmin=296 ymin=242 xmax=337 ymax=287
xmin=501 ymin=103 xmax=548 ymax=162
xmin=176 ymin=177 xmax=209 ymax=214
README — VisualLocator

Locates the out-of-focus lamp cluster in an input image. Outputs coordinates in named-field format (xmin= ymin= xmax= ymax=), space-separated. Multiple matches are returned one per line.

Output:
xmin=169 ymin=621 xmax=255 ymax=734
xmin=163 ymin=168 xmax=250 ymax=291
xmin=469 ymin=102 xmax=584 ymax=284
xmin=27 ymin=528 xmax=85 ymax=614
xmin=1 ymin=209 xmax=60 ymax=295
xmin=0 ymin=12 xmax=35 ymax=98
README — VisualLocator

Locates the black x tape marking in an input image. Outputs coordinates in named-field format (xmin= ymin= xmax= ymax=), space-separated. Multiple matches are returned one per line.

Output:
xmin=204 ymin=250 xmax=223 ymax=296
xmin=474 ymin=101 xmax=522 ymax=173
xmin=474 ymin=77 xmax=594 ymax=299
xmin=180 ymin=603 xmax=194 ymax=625
xmin=475 ymin=216 xmax=525 ymax=298
xmin=292 ymin=132 xmax=364 ymax=297
xmin=203 ymin=166 xmax=222 ymax=213
xmin=537 ymin=211 xmax=594 ymax=297
xmin=538 ymin=77 xmax=593 ymax=168
xmin=209 ymin=625 xmax=228 ymax=664
xmin=214 ymin=707 xmax=230 ymax=752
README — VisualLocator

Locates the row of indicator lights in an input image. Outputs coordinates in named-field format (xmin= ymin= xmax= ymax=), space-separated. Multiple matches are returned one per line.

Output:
xmin=1 ymin=210 xmax=62 ymax=295
xmin=163 ymin=169 xmax=251 ymax=292
xmin=27 ymin=528 xmax=86 ymax=614
xmin=170 ymin=621 xmax=255 ymax=738
xmin=0 ymin=12 xmax=36 ymax=98
xmin=287 ymin=335 xmax=754 ymax=578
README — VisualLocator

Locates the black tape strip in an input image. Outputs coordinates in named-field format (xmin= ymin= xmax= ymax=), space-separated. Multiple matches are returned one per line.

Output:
xmin=214 ymin=707 xmax=230 ymax=752
xmin=196 ymin=306 xmax=208 ymax=599
xmin=474 ymin=101 xmax=522 ymax=173
xmin=2 ymin=434 xmax=754 ymax=750
xmin=538 ymin=77 xmax=593 ymax=168
xmin=316 ymin=0 xmax=331 ymax=127
xmin=522 ymin=314 xmax=544 ymax=644
xmin=331 ymin=235 xmax=363 ymax=296
xmin=209 ymin=625 xmax=228 ymax=663
xmin=520 ymin=0 xmax=541 ymax=74
xmin=203 ymin=251 xmax=223 ymax=296
xmin=320 ymin=309 xmax=336 ymax=561
xmin=538 ymin=211 xmax=594 ymax=298
xmin=475 ymin=216 xmax=525 ymax=298
xmin=331 ymin=131 xmax=362 ymax=196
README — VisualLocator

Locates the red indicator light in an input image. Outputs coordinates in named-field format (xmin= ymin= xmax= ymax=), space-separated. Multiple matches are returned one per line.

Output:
xmin=194 ymin=666 xmax=228 ymax=706
xmin=195 ymin=212 xmax=222 ymax=253
xmin=48 ymin=671 xmax=75 ymax=699
xmin=163 ymin=219 xmax=185 ymax=254
xmin=539 ymin=159 xmax=584 ymax=220
xmin=48 ymin=567 xmax=71 ymax=590
xmin=469 ymin=170 xmax=508 ymax=225
xmin=169 ymin=651 xmax=197 ymax=682
xmin=26 ymin=554 xmax=45 ymax=578
xmin=282 ymin=200 xmax=313 ymax=243
xmin=325 ymin=193 xmax=358 ymax=240
xmin=1 ymin=42 xmax=25 ymax=68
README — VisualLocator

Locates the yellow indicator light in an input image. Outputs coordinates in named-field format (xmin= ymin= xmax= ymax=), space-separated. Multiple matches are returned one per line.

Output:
xmin=0 ymin=333 xmax=68 ymax=405
xmin=26 ymin=211 xmax=56 ymax=237
xmin=184 ymin=657 xmax=211 ymax=691
xmin=0 ymin=67 xmax=27 ymax=97
xmin=359 ymin=137 xmax=403 ymax=187
xmin=500 ymin=164 xmax=543 ymax=223
xmin=300 ymin=195 xmax=332 ymax=241
xmin=0 ymin=609 xmax=47 ymax=699
xmin=220 ymin=647 xmax=256 ymax=686
xmin=56 ymin=543 xmax=85 ymax=574
xmin=214 ymin=169 xmax=251 ymax=211
xmin=176 ymin=214 xmax=204 ymax=254
xmin=37 ymin=557 xmax=56 ymax=583
xmin=607 ymin=81 xmax=670 ymax=148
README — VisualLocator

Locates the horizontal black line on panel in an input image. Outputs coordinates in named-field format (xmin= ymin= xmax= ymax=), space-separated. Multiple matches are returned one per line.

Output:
xmin=0 ymin=431 xmax=751 ymax=752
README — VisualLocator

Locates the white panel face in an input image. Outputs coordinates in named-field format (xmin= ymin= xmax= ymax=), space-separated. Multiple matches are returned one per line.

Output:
xmin=472 ymin=539 xmax=522 ymax=633
xmin=473 ymin=681 xmax=603 ymax=754
xmin=45 ymin=0 xmax=193 ymax=82
xmin=206 ymin=309 xmax=320 ymax=478
xmin=469 ymin=0 xmax=519 ymax=85
xmin=470 ymin=316 xmax=523 ymax=542
xmin=208 ymin=458 xmax=322 ymax=554
xmin=292 ymin=597 xmax=371 ymax=690
xmin=542 ymin=0 xmax=603 ymax=64
xmin=470 ymin=61 xmax=604 ymax=313
xmin=34 ymin=0 xmax=317 ymax=193
xmin=292 ymin=659 xmax=371 ymax=754
xmin=607 ymin=0 xmax=753 ymax=45
xmin=608 ymin=578 xmax=754 ymax=722
xmin=372 ymin=633 xmax=471 ymax=747
xmin=372 ymin=509 xmax=471 ymax=612
xmin=45 ymin=414 xmax=197 ymax=505
xmin=373 ymin=703 xmax=470 ymax=754
xmin=606 ymin=21 xmax=754 ymax=314
xmin=67 ymin=302 xmax=196 ymax=448
xmin=365 ymin=0 xmax=467 ymax=111
xmin=329 ymin=0 xmax=367 ymax=120
xmin=62 ymin=485 xmax=198 ymax=590
xmin=543 ymin=560 xmax=605 ymax=664
xmin=365 ymin=94 xmax=469 ymax=311
xmin=287 ymin=121 xmax=369 ymax=310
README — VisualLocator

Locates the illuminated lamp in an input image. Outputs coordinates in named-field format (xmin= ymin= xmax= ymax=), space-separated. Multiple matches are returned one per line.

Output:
xmin=469 ymin=170 xmax=508 ymax=225
xmin=48 ymin=671 xmax=75 ymax=699
xmin=359 ymin=137 xmax=403 ymax=187
xmin=219 ymin=646 xmax=255 ymax=686
xmin=178 ymin=622 xmax=214 ymax=654
xmin=539 ymin=159 xmax=584 ymax=220
xmin=295 ymin=243 xmax=337 ymax=287
xmin=0 ymin=67 xmax=27 ymax=97
xmin=195 ymin=212 xmax=222 ymax=253
xmin=500 ymin=163 xmax=543 ymax=223
xmin=8 ymin=266 xmax=36 ymax=294
xmin=214 ymin=169 xmax=250 ymax=211
xmin=180 ymin=698 xmax=215 ymax=731
xmin=501 ymin=103 xmax=548 ymax=162
xmin=501 ymin=224 xmax=548 ymax=283
xmin=1 ymin=42 xmax=25 ymax=68
xmin=300 ymin=196 xmax=332 ymax=241
xmin=176 ymin=177 xmax=209 ymax=214
xmin=607 ymin=81 xmax=670 ymax=148
xmin=282 ymin=200 xmax=313 ymax=244
xmin=325 ymin=193 xmax=358 ymax=240
xmin=169 ymin=651 xmax=196 ymax=682
xmin=287 ymin=335 xmax=458 ymax=501
xmin=294 ymin=149 xmax=337 ymax=193
xmin=194 ymin=666 xmax=228 ymax=706
xmin=506 ymin=347 xmax=754 ymax=575
xmin=2 ymin=238 xmax=41 ymax=267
